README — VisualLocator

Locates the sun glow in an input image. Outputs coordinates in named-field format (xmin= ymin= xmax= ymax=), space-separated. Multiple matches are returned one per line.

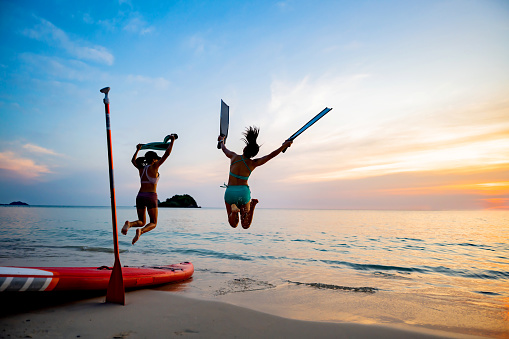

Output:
xmin=378 ymin=182 xmax=509 ymax=196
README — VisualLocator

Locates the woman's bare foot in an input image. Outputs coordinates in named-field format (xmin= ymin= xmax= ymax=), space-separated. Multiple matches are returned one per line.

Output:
xmin=251 ymin=199 xmax=259 ymax=209
xmin=121 ymin=221 xmax=130 ymax=235
xmin=231 ymin=204 xmax=240 ymax=213
xmin=132 ymin=229 xmax=142 ymax=245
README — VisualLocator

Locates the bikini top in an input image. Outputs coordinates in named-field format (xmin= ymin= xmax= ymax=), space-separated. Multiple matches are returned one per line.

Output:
xmin=140 ymin=165 xmax=159 ymax=184
xmin=229 ymin=156 xmax=252 ymax=181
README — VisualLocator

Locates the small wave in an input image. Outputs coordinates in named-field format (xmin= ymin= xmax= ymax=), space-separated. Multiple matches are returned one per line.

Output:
xmin=287 ymin=280 xmax=377 ymax=293
xmin=321 ymin=259 xmax=509 ymax=280
xmin=457 ymin=243 xmax=496 ymax=252
xmin=474 ymin=291 xmax=501 ymax=296
xmin=196 ymin=268 xmax=233 ymax=275
xmin=64 ymin=245 xmax=129 ymax=254
xmin=372 ymin=271 xmax=412 ymax=280
xmin=258 ymin=255 xmax=287 ymax=261
xmin=436 ymin=242 xmax=497 ymax=252
xmin=424 ymin=266 xmax=509 ymax=280
xmin=291 ymin=239 xmax=316 ymax=243
xmin=396 ymin=237 xmax=424 ymax=242
xmin=174 ymin=248 xmax=252 ymax=261
xmin=321 ymin=259 xmax=424 ymax=273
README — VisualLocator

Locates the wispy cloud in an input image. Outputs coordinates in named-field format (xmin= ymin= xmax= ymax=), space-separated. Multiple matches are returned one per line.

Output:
xmin=378 ymin=181 xmax=509 ymax=196
xmin=23 ymin=17 xmax=114 ymax=65
xmin=274 ymin=95 xmax=509 ymax=185
xmin=480 ymin=198 xmax=509 ymax=210
xmin=19 ymin=53 xmax=107 ymax=81
xmin=264 ymin=73 xmax=371 ymax=133
xmin=275 ymin=1 xmax=293 ymax=12
xmin=23 ymin=144 xmax=63 ymax=156
xmin=185 ymin=34 xmax=207 ymax=54
xmin=126 ymin=74 xmax=170 ymax=90
xmin=0 ymin=151 xmax=52 ymax=179
xmin=123 ymin=16 xmax=154 ymax=35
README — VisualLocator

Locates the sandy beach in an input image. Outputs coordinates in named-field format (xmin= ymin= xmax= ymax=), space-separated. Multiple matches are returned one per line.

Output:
xmin=0 ymin=289 xmax=486 ymax=339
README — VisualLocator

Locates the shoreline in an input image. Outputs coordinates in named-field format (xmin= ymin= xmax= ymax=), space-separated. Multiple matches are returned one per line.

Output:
xmin=0 ymin=289 xmax=482 ymax=339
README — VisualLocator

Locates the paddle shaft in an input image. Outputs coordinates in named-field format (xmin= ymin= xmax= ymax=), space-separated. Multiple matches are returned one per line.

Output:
xmin=101 ymin=87 xmax=125 ymax=305
xmin=282 ymin=107 xmax=332 ymax=153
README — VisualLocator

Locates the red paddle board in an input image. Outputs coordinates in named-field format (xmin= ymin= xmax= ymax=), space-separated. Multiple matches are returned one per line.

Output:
xmin=0 ymin=262 xmax=193 ymax=292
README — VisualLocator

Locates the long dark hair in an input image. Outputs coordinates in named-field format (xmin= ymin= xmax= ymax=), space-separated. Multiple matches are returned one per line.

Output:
xmin=135 ymin=157 xmax=146 ymax=168
xmin=145 ymin=151 xmax=160 ymax=163
xmin=242 ymin=126 xmax=260 ymax=158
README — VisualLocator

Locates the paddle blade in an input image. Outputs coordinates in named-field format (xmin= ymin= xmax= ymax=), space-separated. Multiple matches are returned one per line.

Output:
xmin=217 ymin=100 xmax=229 ymax=149
xmin=106 ymin=260 xmax=125 ymax=305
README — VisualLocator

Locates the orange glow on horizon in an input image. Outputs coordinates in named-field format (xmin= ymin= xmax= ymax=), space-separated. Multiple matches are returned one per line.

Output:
xmin=378 ymin=181 xmax=509 ymax=196
xmin=481 ymin=198 xmax=509 ymax=210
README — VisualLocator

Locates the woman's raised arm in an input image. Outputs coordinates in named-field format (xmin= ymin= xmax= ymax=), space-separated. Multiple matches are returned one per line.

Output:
xmin=131 ymin=144 xmax=143 ymax=168
xmin=219 ymin=135 xmax=236 ymax=159
xmin=154 ymin=135 xmax=175 ymax=169
xmin=252 ymin=139 xmax=292 ymax=168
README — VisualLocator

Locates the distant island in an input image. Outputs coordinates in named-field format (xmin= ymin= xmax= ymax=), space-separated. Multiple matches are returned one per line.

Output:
xmin=0 ymin=201 xmax=29 ymax=206
xmin=159 ymin=194 xmax=200 ymax=208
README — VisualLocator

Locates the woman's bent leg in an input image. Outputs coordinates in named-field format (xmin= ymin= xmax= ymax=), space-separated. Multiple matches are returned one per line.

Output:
xmin=225 ymin=202 xmax=239 ymax=228
xmin=240 ymin=199 xmax=258 ymax=229
xmin=132 ymin=207 xmax=158 ymax=245
xmin=122 ymin=207 xmax=146 ymax=235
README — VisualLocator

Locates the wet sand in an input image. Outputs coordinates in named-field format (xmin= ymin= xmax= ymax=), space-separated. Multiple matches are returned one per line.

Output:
xmin=0 ymin=289 xmax=485 ymax=339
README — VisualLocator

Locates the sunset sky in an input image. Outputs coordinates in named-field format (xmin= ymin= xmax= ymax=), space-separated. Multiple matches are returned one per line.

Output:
xmin=0 ymin=0 xmax=508 ymax=210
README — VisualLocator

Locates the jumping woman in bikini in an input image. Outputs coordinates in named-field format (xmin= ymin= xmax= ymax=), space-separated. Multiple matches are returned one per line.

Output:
xmin=122 ymin=136 xmax=175 ymax=244
xmin=218 ymin=127 xmax=292 ymax=229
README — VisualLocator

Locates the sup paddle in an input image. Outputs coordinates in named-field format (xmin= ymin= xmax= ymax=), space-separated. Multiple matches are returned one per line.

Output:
xmin=217 ymin=99 xmax=229 ymax=149
xmin=141 ymin=134 xmax=178 ymax=151
xmin=282 ymin=107 xmax=332 ymax=153
xmin=100 ymin=87 xmax=125 ymax=305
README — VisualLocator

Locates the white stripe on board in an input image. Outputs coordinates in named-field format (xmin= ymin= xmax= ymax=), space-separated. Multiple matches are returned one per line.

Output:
xmin=19 ymin=277 xmax=34 ymax=292
xmin=40 ymin=278 xmax=52 ymax=291
xmin=0 ymin=277 xmax=13 ymax=291
xmin=0 ymin=267 xmax=53 ymax=276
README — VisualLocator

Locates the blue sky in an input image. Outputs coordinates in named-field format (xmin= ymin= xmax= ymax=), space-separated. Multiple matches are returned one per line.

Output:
xmin=1 ymin=0 xmax=508 ymax=209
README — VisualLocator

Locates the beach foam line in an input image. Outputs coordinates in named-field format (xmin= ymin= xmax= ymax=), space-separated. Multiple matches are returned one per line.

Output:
xmin=0 ymin=289 xmax=478 ymax=339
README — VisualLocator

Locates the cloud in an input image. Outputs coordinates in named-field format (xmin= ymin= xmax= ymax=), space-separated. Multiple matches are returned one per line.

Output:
xmin=126 ymin=74 xmax=170 ymax=90
xmin=123 ymin=16 xmax=154 ymax=35
xmin=119 ymin=0 xmax=132 ymax=7
xmin=480 ymin=198 xmax=509 ymax=210
xmin=19 ymin=53 xmax=107 ymax=81
xmin=378 ymin=181 xmax=509 ymax=196
xmin=288 ymin=136 xmax=509 ymax=183
xmin=269 ymin=90 xmax=509 ymax=184
xmin=0 ymin=151 xmax=52 ymax=179
xmin=186 ymin=34 xmax=206 ymax=54
xmin=264 ymin=73 xmax=371 ymax=134
xmin=23 ymin=144 xmax=63 ymax=156
xmin=275 ymin=1 xmax=293 ymax=11
xmin=23 ymin=17 xmax=114 ymax=65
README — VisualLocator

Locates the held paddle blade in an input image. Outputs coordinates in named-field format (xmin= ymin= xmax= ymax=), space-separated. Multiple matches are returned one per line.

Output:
xmin=217 ymin=99 xmax=229 ymax=149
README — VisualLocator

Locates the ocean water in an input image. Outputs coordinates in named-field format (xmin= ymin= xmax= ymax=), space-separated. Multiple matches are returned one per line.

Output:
xmin=0 ymin=206 xmax=508 ymax=337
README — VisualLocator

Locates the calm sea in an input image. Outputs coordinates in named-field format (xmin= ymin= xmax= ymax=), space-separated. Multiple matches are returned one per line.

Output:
xmin=0 ymin=206 xmax=508 ymax=337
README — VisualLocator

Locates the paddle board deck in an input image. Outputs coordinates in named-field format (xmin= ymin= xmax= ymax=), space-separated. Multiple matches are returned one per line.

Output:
xmin=0 ymin=262 xmax=193 ymax=292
